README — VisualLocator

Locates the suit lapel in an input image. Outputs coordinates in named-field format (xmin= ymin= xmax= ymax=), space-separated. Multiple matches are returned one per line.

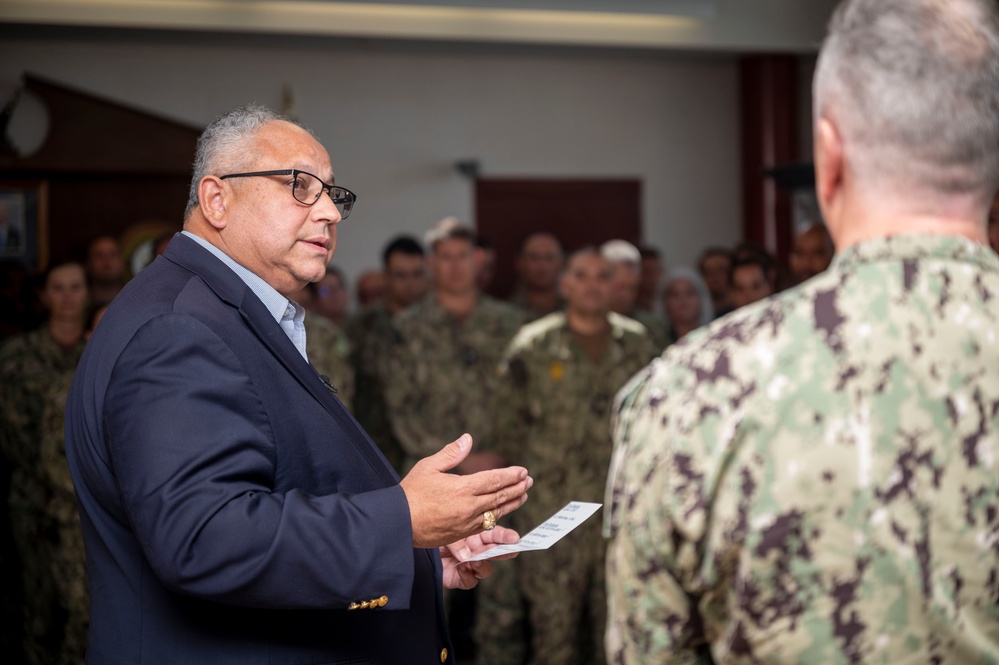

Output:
xmin=163 ymin=234 xmax=399 ymax=484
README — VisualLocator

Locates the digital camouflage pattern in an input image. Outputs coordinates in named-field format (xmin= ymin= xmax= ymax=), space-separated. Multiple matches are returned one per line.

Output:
xmin=0 ymin=328 xmax=85 ymax=665
xmin=345 ymin=302 xmax=406 ymax=473
xmin=383 ymin=295 xmax=525 ymax=470
xmin=40 ymin=373 xmax=88 ymax=665
xmin=605 ymin=235 xmax=999 ymax=664
xmin=305 ymin=314 xmax=354 ymax=412
xmin=476 ymin=312 xmax=656 ymax=665
xmin=474 ymin=559 xmax=527 ymax=665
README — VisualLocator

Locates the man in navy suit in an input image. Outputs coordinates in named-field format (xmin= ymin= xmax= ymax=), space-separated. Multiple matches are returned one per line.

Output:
xmin=65 ymin=105 xmax=532 ymax=664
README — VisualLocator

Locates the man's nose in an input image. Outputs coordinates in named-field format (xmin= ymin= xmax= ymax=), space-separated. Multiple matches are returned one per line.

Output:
xmin=314 ymin=190 xmax=343 ymax=224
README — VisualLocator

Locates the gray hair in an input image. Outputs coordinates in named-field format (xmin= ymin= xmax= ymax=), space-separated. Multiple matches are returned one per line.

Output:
xmin=813 ymin=0 xmax=999 ymax=199
xmin=184 ymin=104 xmax=285 ymax=219
xmin=661 ymin=267 xmax=714 ymax=329
xmin=600 ymin=240 xmax=641 ymax=269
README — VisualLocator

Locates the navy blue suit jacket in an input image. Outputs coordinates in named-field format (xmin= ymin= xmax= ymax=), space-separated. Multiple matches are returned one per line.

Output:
xmin=66 ymin=234 xmax=453 ymax=664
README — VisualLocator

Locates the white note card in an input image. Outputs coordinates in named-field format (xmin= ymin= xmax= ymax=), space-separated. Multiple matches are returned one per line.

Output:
xmin=468 ymin=501 xmax=602 ymax=561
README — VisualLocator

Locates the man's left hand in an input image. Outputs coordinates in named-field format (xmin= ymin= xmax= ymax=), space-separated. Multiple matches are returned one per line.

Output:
xmin=440 ymin=526 xmax=520 ymax=590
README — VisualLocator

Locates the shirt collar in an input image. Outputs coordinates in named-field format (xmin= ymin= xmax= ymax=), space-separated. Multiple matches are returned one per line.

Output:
xmin=181 ymin=230 xmax=300 ymax=324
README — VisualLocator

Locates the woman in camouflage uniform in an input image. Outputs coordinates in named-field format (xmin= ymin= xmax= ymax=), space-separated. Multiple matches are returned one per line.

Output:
xmin=0 ymin=261 xmax=89 ymax=664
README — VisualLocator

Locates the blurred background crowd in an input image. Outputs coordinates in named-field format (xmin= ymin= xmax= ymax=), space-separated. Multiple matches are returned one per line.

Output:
xmin=2 ymin=0 xmax=999 ymax=662
xmin=7 ymin=205 xmax=995 ymax=665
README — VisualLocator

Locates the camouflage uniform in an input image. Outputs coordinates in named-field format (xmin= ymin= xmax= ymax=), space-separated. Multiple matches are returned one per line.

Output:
xmin=39 ymin=373 xmax=88 ymax=665
xmin=305 ymin=314 xmax=354 ymax=412
xmin=345 ymin=303 xmax=406 ymax=473
xmin=605 ymin=235 xmax=999 ymax=664
xmin=383 ymin=295 xmax=525 ymax=470
xmin=477 ymin=312 xmax=656 ymax=665
xmin=629 ymin=307 xmax=670 ymax=352
xmin=0 ymin=328 xmax=85 ymax=665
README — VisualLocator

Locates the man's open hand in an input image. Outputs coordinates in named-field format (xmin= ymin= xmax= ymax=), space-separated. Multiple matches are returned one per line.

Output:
xmin=400 ymin=433 xmax=532 ymax=548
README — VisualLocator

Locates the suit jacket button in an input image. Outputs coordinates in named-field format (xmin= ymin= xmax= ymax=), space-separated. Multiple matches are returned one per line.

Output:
xmin=377 ymin=595 xmax=388 ymax=607
xmin=440 ymin=647 xmax=448 ymax=662
xmin=347 ymin=602 xmax=359 ymax=611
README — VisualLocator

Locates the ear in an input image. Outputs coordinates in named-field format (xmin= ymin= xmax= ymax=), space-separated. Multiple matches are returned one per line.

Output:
xmin=814 ymin=117 xmax=844 ymax=229
xmin=198 ymin=176 xmax=229 ymax=230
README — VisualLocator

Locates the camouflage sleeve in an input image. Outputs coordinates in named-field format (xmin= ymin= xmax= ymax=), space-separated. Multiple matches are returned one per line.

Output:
xmin=605 ymin=357 xmax=716 ymax=665
xmin=646 ymin=319 xmax=671 ymax=354
xmin=0 ymin=336 xmax=31 ymax=466
xmin=38 ymin=374 xmax=90 ymax=638
xmin=344 ymin=310 xmax=374 ymax=377
xmin=39 ymin=374 xmax=76 ymax=501
xmin=633 ymin=311 xmax=670 ymax=354
xmin=639 ymin=328 xmax=661 ymax=366
xmin=381 ymin=323 xmax=443 ymax=463
xmin=343 ymin=310 xmax=363 ymax=354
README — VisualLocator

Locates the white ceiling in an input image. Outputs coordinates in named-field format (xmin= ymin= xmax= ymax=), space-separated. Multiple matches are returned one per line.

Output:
xmin=0 ymin=0 xmax=839 ymax=52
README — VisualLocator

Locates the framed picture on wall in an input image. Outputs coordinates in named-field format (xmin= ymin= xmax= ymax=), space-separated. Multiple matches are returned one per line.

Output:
xmin=0 ymin=180 xmax=48 ymax=271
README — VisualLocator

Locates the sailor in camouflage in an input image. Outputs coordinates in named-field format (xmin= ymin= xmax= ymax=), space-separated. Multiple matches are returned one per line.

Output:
xmin=346 ymin=235 xmax=428 ymax=473
xmin=0 ymin=262 xmax=88 ymax=665
xmin=600 ymin=240 xmax=669 ymax=351
xmin=508 ymin=232 xmax=565 ymax=321
xmin=383 ymin=219 xmax=525 ymax=472
xmin=40 ymin=373 xmax=89 ymax=665
xmin=605 ymin=1 xmax=999 ymax=663
xmin=345 ymin=303 xmax=398 ymax=463
xmin=477 ymin=249 xmax=656 ymax=665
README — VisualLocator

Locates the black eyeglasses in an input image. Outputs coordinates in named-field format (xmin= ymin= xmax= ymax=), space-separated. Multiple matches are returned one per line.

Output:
xmin=219 ymin=169 xmax=357 ymax=219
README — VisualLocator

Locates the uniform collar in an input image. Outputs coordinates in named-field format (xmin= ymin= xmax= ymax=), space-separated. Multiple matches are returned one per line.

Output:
xmin=832 ymin=234 xmax=999 ymax=273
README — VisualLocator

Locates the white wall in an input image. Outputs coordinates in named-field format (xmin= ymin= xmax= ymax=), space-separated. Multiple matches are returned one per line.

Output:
xmin=0 ymin=31 xmax=742 ymax=288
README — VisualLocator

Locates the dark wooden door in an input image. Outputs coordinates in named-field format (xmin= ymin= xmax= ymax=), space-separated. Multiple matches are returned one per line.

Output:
xmin=475 ymin=178 xmax=641 ymax=299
